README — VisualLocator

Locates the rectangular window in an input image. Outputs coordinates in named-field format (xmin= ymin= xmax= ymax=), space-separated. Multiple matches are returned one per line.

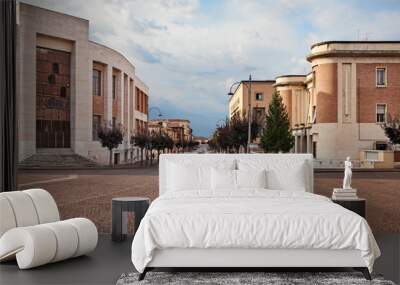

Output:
xmin=136 ymin=88 xmax=140 ymax=110
xmin=255 ymin=92 xmax=264 ymax=101
xmin=376 ymin=104 xmax=386 ymax=123
xmin=112 ymin=75 xmax=116 ymax=99
xmin=92 ymin=115 xmax=101 ymax=141
xmin=312 ymin=71 xmax=316 ymax=88
xmin=376 ymin=68 xmax=386 ymax=87
xmin=93 ymin=69 xmax=101 ymax=96
xmin=52 ymin=63 xmax=59 ymax=74
xmin=253 ymin=107 xmax=265 ymax=121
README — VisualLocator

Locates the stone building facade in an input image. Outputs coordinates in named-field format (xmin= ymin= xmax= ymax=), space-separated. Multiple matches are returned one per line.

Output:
xmin=16 ymin=3 xmax=149 ymax=165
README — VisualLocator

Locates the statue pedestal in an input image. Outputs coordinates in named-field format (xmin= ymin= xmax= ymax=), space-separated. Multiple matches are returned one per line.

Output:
xmin=332 ymin=188 xmax=358 ymax=200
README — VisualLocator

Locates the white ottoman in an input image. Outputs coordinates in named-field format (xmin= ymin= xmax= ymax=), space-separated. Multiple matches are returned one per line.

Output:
xmin=0 ymin=189 xmax=98 ymax=269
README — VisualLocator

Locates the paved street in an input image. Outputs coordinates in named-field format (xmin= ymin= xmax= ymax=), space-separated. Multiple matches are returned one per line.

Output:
xmin=17 ymin=167 xmax=400 ymax=234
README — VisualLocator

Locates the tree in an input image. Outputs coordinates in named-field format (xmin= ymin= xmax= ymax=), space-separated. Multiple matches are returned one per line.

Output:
xmin=97 ymin=122 xmax=124 ymax=166
xmin=230 ymin=113 xmax=261 ymax=153
xmin=381 ymin=113 xmax=400 ymax=147
xmin=151 ymin=132 xmax=169 ymax=161
xmin=260 ymin=90 xmax=294 ymax=153
xmin=164 ymin=134 xmax=174 ymax=153
xmin=132 ymin=132 xmax=149 ymax=165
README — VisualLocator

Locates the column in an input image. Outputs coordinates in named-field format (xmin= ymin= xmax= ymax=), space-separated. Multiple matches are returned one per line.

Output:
xmin=299 ymin=134 xmax=303 ymax=153
xmin=307 ymin=134 xmax=312 ymax=154
xmin=106 ymin=65 xmax=113 ymax=122
xmin=294 ymin=135 xmax=298 ymax=153
xmin=120 ymin=72 xmax=124 ymax=125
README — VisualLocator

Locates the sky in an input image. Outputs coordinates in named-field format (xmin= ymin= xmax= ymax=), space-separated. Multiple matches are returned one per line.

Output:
xmin=23 ymin=0 xmax=400 ymax=137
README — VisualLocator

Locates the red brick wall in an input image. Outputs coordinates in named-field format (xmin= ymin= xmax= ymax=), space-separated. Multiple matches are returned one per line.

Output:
xmin=315 ymin=63 xmax=338 ymax=123
xmin=357 ymin=63 xmax=400 ymax=123
xmin=92 ymin=62 xmax=104 ymax=117
xmin=36 ymin=47 xmax=71 ymax=121
xmin=124 ymin=74 xmax=128 ymax=127
xmin=130 ymin=79 xmax=134 ymax=134
xmin=36 ymin=47 xmax=71 ymax=148
xmin=112 ymin=69 xmax=120 ymax=123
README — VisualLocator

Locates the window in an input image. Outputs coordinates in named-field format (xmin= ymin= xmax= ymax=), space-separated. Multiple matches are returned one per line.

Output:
xmin=376 ymin=104 xmax=386 ymax=123
xmin=112 ymin=117 xmax=116 ymax=129
xmin=312 ymin=71 xmax=316 ymax=88
xmin=48 ymin=74 xmax=55 ymax=84
xmin=375 ymin=142 xmax=388 ymax=150
xmin=365 ymin=151 xmax=379 ymax=161
xmin=60 ymin=86 xmax=66 ymax=98
xmin=92 ymin=115 xmax=101 ymax=141
xmin=255 ymin=92 xmax=263 ymax=101
xmin=52 ymin=63 xmax=59 ymax=74
xmin=112 ymin=75 xmax=116 ymax=100
xmin=253 ymin=107 xmax=265 ymax=121
xmin=376 ymin=67 xmax=386 ymax=87
xmin=93 ymin=69 xmax=101 ymax=96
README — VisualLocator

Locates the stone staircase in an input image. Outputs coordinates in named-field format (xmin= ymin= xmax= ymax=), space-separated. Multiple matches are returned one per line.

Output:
xmin=19 ymin=150 xmax=99 ymax=169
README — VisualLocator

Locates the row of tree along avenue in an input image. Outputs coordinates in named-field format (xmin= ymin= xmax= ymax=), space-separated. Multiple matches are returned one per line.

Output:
xmin=97 ymin=123 xmax=199 ymax=166
xmin=209 ymin=91 xmax=294 ymax=153
xmin=210 ymin=89 xmax=400 ymax=154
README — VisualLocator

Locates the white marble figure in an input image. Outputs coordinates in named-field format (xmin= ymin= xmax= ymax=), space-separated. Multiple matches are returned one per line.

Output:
xmin=343 ymin=157 xmax=352 ymax=189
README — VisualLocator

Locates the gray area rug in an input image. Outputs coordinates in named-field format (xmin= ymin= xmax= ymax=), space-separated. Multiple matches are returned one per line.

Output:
xmin=116 ymin=272 xmax=395 ymax=285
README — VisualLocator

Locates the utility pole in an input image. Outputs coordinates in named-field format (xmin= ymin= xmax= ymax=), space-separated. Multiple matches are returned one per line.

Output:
xmin=247 ymin=74 xmax=252 ymax=153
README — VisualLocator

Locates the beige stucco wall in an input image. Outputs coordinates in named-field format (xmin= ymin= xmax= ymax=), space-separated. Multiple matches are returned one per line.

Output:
xmin=17 ymin=3 xmax=90 ymax=160
xmin=88 ymin=41 xmax=138 ymax=164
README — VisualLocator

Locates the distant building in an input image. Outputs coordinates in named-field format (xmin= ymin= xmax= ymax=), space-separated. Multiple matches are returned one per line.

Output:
xmin=148 ymin=119 xmax=192 ymax=143
xmin=228 ymin=80 xmax=275 ymax=122
xmin=17 ymin=3 xmax=149 ymax=165
xmin=193 ymin=136 xmax=209 ymax=144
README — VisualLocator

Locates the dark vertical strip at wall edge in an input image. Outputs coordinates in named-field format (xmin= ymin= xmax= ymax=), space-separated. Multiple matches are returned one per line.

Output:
xmin=0 ymin=0 xmax=17 ymax=192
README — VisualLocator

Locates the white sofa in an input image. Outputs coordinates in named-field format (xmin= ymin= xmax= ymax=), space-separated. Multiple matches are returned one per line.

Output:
xmin=0 ymin=189 xmax=98 ymax=269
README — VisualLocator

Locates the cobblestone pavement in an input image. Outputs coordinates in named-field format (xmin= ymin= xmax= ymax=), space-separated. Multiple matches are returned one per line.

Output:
xmin=17 ymin=168 xmax=400 ymax=234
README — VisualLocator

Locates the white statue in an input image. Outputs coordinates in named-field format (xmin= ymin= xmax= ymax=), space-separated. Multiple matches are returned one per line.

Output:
xmin=343 ymin=157 xmax=352 ymax=189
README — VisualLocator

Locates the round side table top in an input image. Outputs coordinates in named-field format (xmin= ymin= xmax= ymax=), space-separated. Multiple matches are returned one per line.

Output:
xmin=112 ymin=197 xmax=150 ymax=202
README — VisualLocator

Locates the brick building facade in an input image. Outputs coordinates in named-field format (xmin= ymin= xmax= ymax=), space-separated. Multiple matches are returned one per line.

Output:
xmin=276 ymin=41 xmax=400 ymax=163
xmin=229 ymin=41 xmax=400 ymax=163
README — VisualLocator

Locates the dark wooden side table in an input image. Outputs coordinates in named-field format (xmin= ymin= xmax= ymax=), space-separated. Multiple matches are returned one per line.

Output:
xmin=112 ymin=197 xmax=150 ymax=242
xmin=332 ymin=198 xmax=366 ymax=218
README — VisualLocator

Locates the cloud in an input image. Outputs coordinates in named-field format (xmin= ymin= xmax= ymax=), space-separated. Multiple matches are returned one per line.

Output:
xmin=21 ymin=0 xmax=400 ymax=136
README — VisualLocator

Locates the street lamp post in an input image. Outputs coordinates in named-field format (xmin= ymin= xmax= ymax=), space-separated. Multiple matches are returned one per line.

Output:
xmin=247 ymin=74 xmax=252 ymax=153
xmin=148 ymin=107 xmax=163 ymax=135
xmin=227 ymin=74 xmax=252 ymax=153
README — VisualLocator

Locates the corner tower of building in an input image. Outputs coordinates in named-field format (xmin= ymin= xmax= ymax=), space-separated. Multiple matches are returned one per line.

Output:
xmin=307 ymin=41 xmax=400 ymax=161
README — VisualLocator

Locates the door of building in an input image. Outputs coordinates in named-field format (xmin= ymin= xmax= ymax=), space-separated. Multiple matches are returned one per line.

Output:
xmin=36 ymin=47 xmax=71 ymax=148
